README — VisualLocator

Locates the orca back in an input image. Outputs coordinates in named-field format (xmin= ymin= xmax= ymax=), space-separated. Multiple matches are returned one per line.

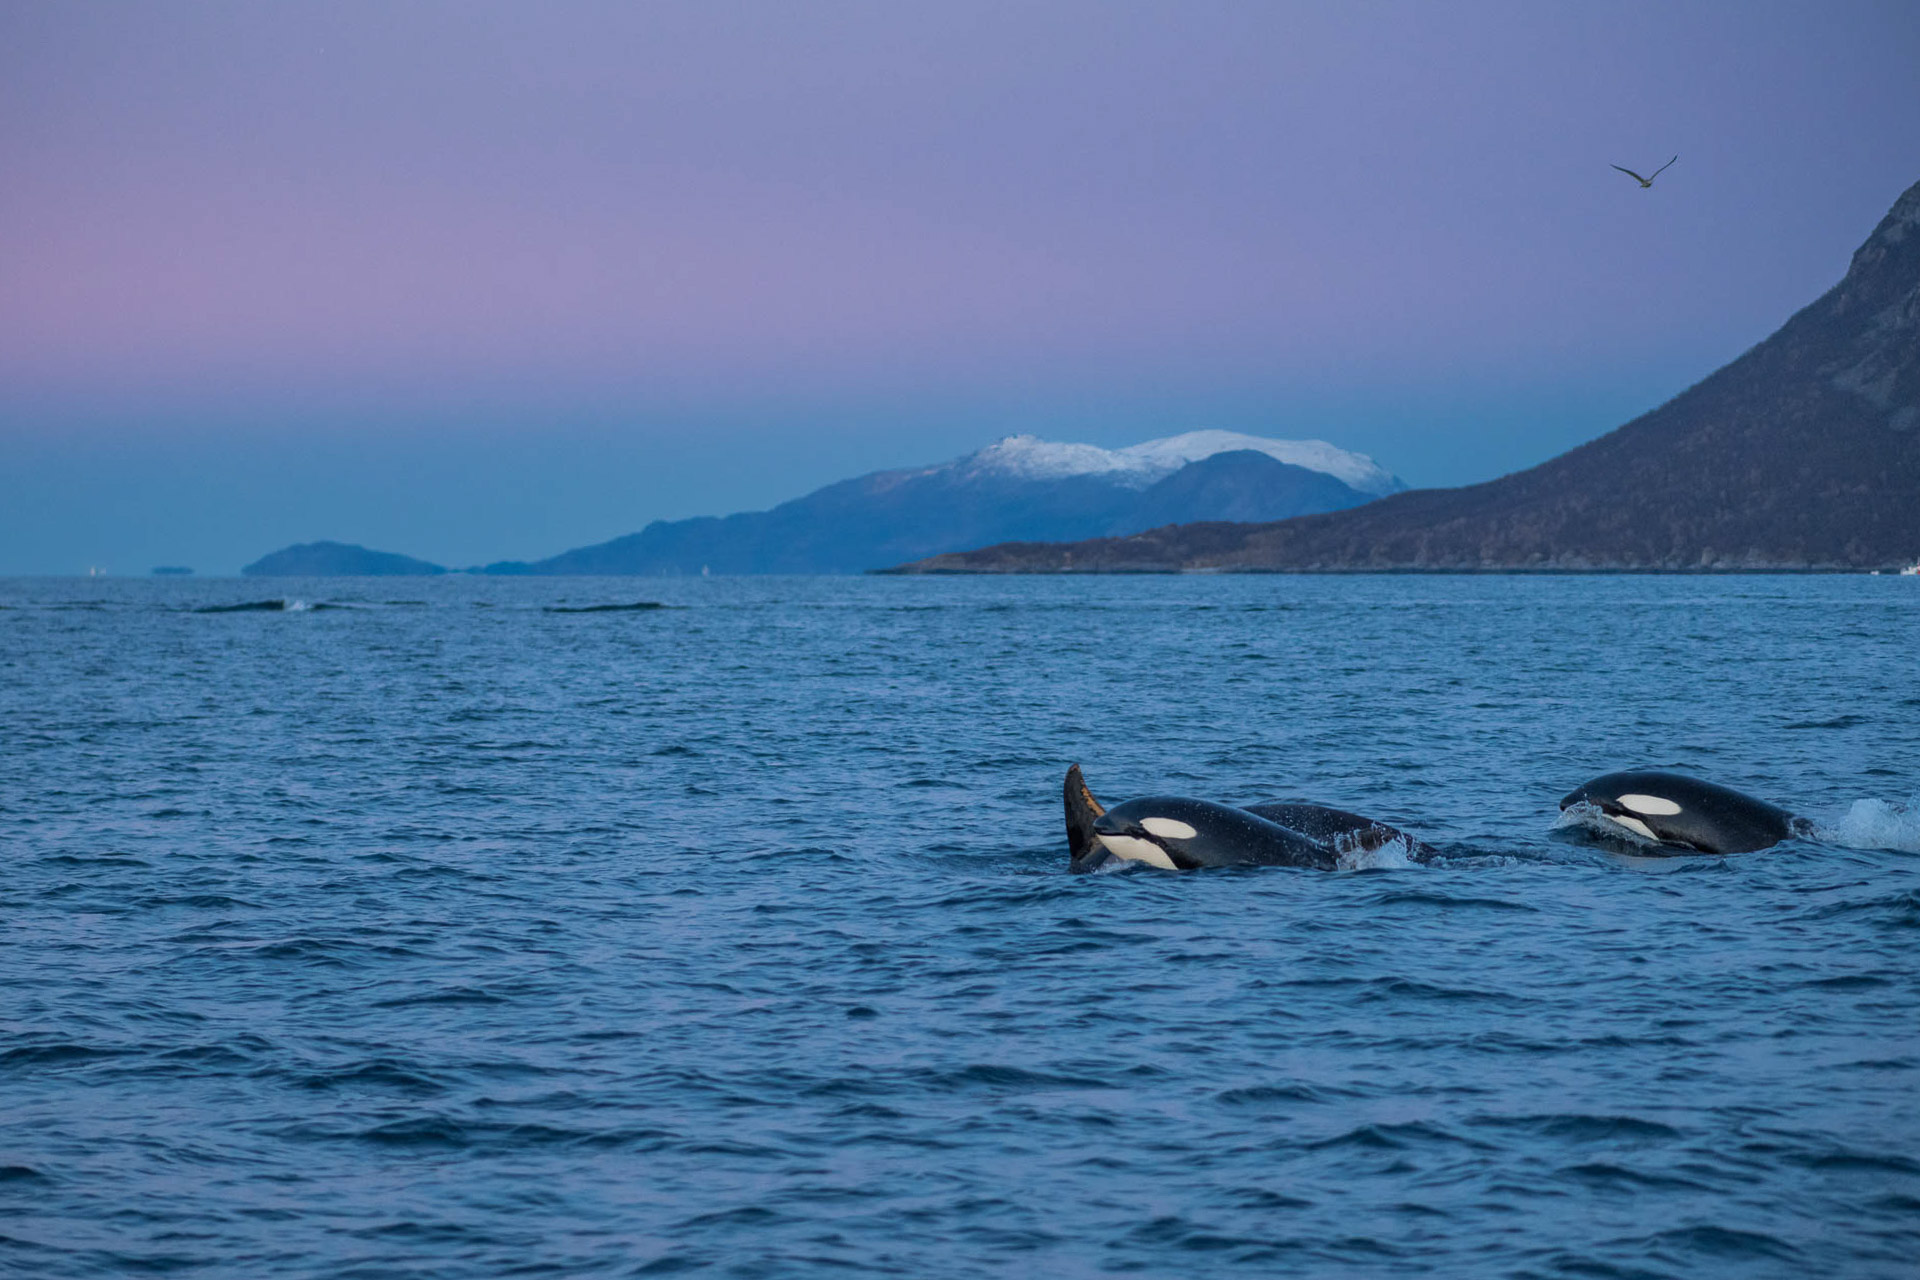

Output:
xmin=1244 ymin=801 xmax=1438 ymax=862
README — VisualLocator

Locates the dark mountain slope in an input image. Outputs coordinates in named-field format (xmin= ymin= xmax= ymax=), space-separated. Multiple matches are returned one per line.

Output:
xmin=894 ymin=178 xmax=1920 ymax=573
xmin=1123 ymin=451 xmax=1372 ymax=528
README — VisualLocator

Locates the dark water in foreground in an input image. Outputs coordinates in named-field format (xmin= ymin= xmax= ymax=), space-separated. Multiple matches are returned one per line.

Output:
xmin=3 ymin=574 xmax=1918 ymax=1278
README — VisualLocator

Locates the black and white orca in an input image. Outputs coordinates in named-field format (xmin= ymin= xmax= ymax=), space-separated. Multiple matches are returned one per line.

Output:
xmin=1065 ymin=765 xmax=1433 ymax=872
xmin=1559 ymin=769 xmax=1811 ymax=855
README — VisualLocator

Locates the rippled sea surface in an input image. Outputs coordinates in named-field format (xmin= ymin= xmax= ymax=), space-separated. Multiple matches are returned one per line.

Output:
xmin=4 ymin=574 xmax=1919 ymax=1278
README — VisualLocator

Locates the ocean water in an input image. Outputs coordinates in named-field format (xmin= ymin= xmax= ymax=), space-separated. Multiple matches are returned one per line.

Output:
xmin=3 ymin=573 xmax=1918 ymax=1279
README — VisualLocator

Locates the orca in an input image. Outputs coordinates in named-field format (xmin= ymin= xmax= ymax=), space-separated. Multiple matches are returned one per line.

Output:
xmin=1093 ymin=796 xmax=1340 ymax=871
xmin=1064 ymin=765 xmax=1432 ymax=872
xmin=1559 ymin=769 xmax=1811 ymax=855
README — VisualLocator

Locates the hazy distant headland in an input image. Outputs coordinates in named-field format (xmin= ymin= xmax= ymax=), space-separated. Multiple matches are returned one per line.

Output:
xmin=890 ymin=178 xmax=1920 ymax=574
xmin=242 ymin=542 xmax=448 ymax=576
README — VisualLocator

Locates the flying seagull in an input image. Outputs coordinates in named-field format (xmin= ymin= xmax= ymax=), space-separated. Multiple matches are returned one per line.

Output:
xmin=1611 ymin=155 xmax=1677 ymax=188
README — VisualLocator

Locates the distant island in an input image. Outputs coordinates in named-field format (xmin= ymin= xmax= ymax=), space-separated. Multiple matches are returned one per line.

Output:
xmin=151 ymin=566 xmax=194 ymax=576
xmin=243 ymin=432 xmax=1404 ymax=576
xmin=890 ymin=176 xmax=1920 ymax=574
xmin=242 ymin=542 xmax=447 ymax=576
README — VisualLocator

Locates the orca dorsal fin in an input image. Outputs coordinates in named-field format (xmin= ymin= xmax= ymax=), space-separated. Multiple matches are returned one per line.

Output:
xmin=1065 ymin=764 xmax=1106 ymax=866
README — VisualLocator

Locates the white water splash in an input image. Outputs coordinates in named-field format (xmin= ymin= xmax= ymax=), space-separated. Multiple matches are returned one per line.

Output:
xmin=1818 ymin=797 xmax=1920 ymax=852
xmin=1336 ymin=834 xmax=1420 ymax=870
xmin=1553 ymin=802 xmax=1662 ymax=849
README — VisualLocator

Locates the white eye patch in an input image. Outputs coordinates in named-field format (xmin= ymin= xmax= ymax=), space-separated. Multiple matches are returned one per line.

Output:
xmin=1619 ymin=794 xmax=1682 ymax=816
xmin=1096 ymin=834 xmax=1179 ymax=870
xmin=1141 ymin=817 xmax=1198 ymax=840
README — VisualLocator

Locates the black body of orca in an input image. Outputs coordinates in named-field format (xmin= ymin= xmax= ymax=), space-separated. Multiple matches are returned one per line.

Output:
xmin=1241 ymin=801 xmax=1437 ymax=861
xmin=1064 ymin=764 xmax=1432 ymax=872
xmin=1559 ymin=769 xmax=1810 ymax=855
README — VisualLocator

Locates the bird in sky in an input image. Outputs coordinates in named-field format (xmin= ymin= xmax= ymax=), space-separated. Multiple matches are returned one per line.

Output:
xmin=1611 ymin=156 xmax=1678 ymax=188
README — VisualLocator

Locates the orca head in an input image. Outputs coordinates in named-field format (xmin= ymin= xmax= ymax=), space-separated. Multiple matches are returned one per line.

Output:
xmin=1560 ymin=772 xmax=1689 ymax=847
xmin=1090 ymin=796 xmax=1212 ymax=870
xmin=1560 ymin=770 xmax=1794 ymax=855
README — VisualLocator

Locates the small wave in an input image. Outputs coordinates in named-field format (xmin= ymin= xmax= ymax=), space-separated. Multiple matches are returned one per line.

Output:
xmin=1304 ymin=1120 xmax=1488 ymax=1152
xmin=930 ymin=1063 xmax=1110 ymax=1091
xmin=192 ymin=597 xmax=341 ymax=613
xmin=1817 ymin=796 xmax=1920 ymax=852
xmin=672 ymin=1205 xmax=787 ymax=1232
xmin=1801 ymin=888 xmax=1920 ymax=927
xmin=151 ymin=1044 xmax=255 ymax=1069
xmin=357 ymin=1116 xmax=470 ymax=1148
xmin=1475 ymin=1112 xmax=1684 ymax=1142
xmin=0 ymin=1042 xmax=124 ymax=1069
xmin=137 ymin=893 xmax=256 ymax=910
xmin=1802 ymin=973 xmax=1891 ymax=990
xmin=372 ymin=986 xmax=508 ymax=1009
xmin=1802 ymin=1148 xmax=1920 ymax=1175
xmin=1227 ymin=1188 xmax=1315 ymax=1210
xmin=1367 ymin=889 xmax=1537 ymax=912
xmin=1782 ymin=714 xmax=1866 ymax=730
xmin=291 ymin=1060 xmax=448 ymax=1093
xmin=1215 ymin=1082 xmax=1341 ymax=1107
xmin=543 ymin=602 xmax=667 ymax=613
xmin=1871 ymin=1193 xmax=1920 ymax=1213
xmin=1639 ymin=1224 xmax=1801 ymax=1261
xmin=352 ymin=1221 xmax=494 ymax=1244
xmin=1369 ymin=977 xmax=1518 ymax=1004
xmin=1558 ymin=1161 xmax=1710 ymax=1191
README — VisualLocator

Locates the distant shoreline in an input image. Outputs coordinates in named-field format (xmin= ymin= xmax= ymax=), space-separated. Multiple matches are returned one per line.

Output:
xmin=874 ymin=565 xmax=1909 ymax=576
xmin=9 ymin=566 xmax=1912 ymax=580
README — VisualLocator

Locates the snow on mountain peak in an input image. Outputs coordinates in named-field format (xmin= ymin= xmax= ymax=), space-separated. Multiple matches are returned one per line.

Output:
xmin=959 ymin=430 xmax=1402 ymax=496
xmin=961 ymin=435 xmax=1158 ymax=484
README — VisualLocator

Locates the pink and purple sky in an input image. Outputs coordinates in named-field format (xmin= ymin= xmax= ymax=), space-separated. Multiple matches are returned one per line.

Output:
xmin=4 ymin=1 xmax=1918 ymax=573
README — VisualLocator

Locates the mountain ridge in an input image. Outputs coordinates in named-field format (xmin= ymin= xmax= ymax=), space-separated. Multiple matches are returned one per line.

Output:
xmin=474 ymin=432 xmax=1399 ymax=575
xmin=238 ymin=433 xmax=1402 ymax=576
xmin=890 ymin=177 xmax=1920 ymax=575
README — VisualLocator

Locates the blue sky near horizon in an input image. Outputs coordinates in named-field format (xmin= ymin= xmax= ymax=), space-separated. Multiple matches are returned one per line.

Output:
xmin=3 ymin=2 xmax=1918 ymax=574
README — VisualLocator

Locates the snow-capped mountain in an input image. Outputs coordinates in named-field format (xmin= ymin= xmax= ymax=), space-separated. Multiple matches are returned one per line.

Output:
xmin=959 ymin=431 xmax=1403 ymax=496
xmin=477 ymin=431 xmax=1404 ymax=575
